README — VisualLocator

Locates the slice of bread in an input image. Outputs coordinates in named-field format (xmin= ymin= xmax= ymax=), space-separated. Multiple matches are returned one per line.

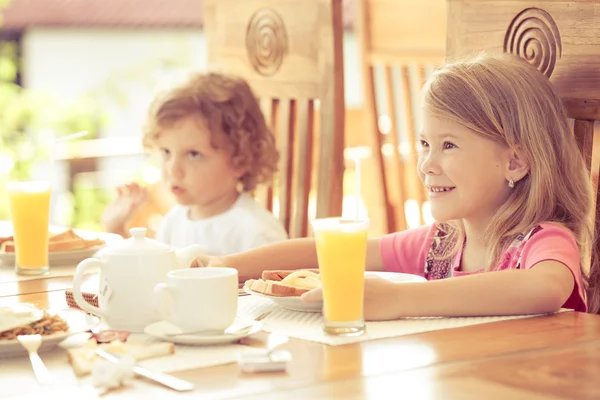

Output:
xmin=67 ymin=339 xmax=175 ymax=377
xmin=0 ymin=235 xmax=13 ymax=247
xmin=246 ymin=269 xmax=322 ymax=297
xmin=261 ymin=269 xmax=320 ymax=281
xmin=50 ymin=229 xmax=79 ymax=242
xmin=246 ymin=279 xmax=312 ymax=297
xmin=0 ymin=229 xmax=106 ymax=253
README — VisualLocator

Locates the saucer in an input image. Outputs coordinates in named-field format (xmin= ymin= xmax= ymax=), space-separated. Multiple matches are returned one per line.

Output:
xmin=144 ymin=319 xmax=261 ymax=345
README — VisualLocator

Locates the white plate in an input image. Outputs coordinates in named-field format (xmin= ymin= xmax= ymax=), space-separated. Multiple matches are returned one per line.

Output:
xmin=0 ymin=309 xmax=100 ymax=358
xmin=144 ymin=319 xmax=261 ymax=345
xmin=243 ymin=286 xmax=323 ymax=312
xmin=244 ymin=271 xmax=427 ymax=313
xmin=0 ymin=221 xmax=122 ymax=267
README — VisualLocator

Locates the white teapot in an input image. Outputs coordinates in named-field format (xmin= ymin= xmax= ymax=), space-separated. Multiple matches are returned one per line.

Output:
xmin=72 ymin=227 xmax=205 ymax=332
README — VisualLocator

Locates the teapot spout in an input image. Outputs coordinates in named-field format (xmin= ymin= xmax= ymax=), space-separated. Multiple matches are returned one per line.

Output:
xmin=175 ymin=244 xmax=206 ymax=269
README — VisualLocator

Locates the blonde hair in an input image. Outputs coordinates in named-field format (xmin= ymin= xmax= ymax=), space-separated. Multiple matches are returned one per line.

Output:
xmin=143 ymin=72 xmax=278 ymax=191
xmin=422 ymin=53 xmax=598 ymax=313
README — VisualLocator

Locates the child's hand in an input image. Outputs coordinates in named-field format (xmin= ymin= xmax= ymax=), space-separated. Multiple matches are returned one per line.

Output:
xmin=301 ymin=276 xmax=400 ymax=321
xmin=101 ymin=183 xmax=148 ymax=236
xmin=190 ymin=255 xmax=226 ymax=268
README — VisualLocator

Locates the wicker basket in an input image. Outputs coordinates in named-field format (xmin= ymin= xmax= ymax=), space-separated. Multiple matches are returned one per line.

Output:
xmin=64 ymin=289 xmax=98 ymax=311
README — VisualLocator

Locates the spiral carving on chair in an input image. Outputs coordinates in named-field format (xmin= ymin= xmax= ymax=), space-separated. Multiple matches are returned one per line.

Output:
xmin=503 ymin=8 xmax=562 ymax=78
xmin=246 ymin=9 xmax=288 ymax=76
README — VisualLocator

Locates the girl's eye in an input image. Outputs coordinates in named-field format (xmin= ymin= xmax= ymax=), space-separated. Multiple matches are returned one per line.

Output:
xmin=188 ymin=150 xmax=203 ymax=159
xmin=443 ymin=141 xmax=457 ymax=150
xmin=160 ymin=148 xmax=170 ymax=157
xmin=419 ymin=140 xmax=429 ymax=149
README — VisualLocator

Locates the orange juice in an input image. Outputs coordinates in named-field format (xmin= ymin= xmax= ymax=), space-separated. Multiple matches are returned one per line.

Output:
xmin=6 ymin=181 xmax=51 ymax=273
xmin=312 ymin=218 xmax=369 ymax=336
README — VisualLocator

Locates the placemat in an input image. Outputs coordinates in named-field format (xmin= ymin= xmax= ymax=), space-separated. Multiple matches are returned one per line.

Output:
xmin=237 ymin=295 xmax=563 ymax=346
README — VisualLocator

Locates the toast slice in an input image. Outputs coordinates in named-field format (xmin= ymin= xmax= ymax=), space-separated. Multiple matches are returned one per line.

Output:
xmin=261 ymin=269 xmax=320 ymax=281
xmin=246 ymin=279 xmax=311 ymax=297
xmin=246 ymin=269 xmax=322 ymax=297
xmin=0 ymin=235 xmax=13 ymax=247
xmin=0 ymin=229 xmax=106 ymax=253
xmin=50 ymin=229 xmax=79 ymax=242
xmin=67 ymin=339 xmax=175 ymax=377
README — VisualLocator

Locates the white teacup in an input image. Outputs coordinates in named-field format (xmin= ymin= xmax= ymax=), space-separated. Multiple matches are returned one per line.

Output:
xmin=153 ymin=267 xmax=238 ymax=333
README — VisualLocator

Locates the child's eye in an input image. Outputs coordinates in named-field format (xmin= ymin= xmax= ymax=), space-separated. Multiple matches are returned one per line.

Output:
xmin=188 ymin=150 xmax=203 ymax=159
xmin=160 ymin=148 xmax=170 ymax=157
xmin=443 ymin=141 xmax=457 ymax=150
xmin=419 ymin=140 xmax=429 ymax=149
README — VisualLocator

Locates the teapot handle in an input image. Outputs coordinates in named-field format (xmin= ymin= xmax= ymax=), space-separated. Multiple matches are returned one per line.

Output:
xmin=72 ymin=258 xmax=106 ymax=318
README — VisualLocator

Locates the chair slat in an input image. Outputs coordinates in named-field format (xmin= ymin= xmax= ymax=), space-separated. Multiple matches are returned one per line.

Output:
xmin=367 ymin=65 xmax=395 ymax=232
xmin=400 ymin=65 xmax=425 ymax=226
xmin=291 ymin=99 xmax=315 ymax=238
xmin=574 ymin=119 xmax=594 ymax=173
xmin=277 ymin=99 xmax=296 ymax=233
xmin=385 ymin=65 xmax=408 ymax=231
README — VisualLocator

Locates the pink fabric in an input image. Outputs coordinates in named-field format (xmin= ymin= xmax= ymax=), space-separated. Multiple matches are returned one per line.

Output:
xmin=380 ymin=223 xmax=587 ymax=312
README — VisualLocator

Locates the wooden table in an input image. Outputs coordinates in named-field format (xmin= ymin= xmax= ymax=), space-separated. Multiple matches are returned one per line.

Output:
xmin=1 ymin=272 xmax=600 ymax=399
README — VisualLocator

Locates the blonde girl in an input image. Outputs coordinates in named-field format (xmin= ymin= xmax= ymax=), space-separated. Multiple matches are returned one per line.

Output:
xmin=192 ymin=54 xmax=598 ymax=319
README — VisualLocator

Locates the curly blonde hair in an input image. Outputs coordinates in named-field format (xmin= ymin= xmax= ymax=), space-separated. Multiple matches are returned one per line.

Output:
xmin=143 ymin=72 xmax=279 ymax=191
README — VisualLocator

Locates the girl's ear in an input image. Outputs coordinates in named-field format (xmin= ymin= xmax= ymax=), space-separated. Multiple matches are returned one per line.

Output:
xmin=507 ymin=148 xmax=530 ymax=183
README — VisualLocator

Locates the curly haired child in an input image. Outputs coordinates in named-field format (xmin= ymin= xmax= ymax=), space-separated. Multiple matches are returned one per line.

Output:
xmin=102 ymin=73 xmax=288 ymax=255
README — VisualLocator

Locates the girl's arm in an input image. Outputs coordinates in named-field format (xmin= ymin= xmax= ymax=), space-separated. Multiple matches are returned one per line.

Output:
xmin=216 ymin=238 xmax=385 ymax=282
xmin=371 ymin=261 xmax=575 ymax=319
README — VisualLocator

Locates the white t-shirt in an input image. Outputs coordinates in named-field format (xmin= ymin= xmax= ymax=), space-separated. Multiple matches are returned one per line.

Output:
xmin=154 ymin=193 xmax=288 ymax=255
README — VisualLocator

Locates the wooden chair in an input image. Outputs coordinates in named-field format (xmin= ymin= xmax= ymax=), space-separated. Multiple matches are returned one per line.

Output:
xmin=357 ymin=0 xmax=446 ymax=233
xmin=203 ymin=0 xmax=345 ymax=238
xmin=446 ymin=0 xmax=600 ymax=296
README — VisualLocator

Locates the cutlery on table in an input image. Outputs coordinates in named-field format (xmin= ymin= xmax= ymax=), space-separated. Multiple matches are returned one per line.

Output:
xmin=17 ymin=334 xmax=53 ymax=385
xmin=265 ymin=332 xmax=289 ymax=359
xmin=95 ymin=349 xmax=195 ymax=392
xmin=164 ymin=322 xmax=255 ymax=337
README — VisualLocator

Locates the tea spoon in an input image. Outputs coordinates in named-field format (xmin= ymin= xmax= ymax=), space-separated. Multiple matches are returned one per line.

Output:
xmin=164 ymin=311 xmax=272 ymax=337
xmin=164 ymin=322 xmax=255 ymax=337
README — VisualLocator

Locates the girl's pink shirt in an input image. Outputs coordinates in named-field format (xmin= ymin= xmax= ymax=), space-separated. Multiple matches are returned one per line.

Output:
xmin=380 ymin=223 xmax=587 ymax=312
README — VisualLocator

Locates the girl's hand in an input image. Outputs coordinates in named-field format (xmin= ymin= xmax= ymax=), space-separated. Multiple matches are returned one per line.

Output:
xmin=301 ymin=276 xmax=402 ymax=321
xmin=101 ymin=183 xmax=148 ymax=236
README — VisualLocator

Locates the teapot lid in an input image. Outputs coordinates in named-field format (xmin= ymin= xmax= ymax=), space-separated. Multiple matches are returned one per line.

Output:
xmin=108 ymin=227 xmax=170 ymax=255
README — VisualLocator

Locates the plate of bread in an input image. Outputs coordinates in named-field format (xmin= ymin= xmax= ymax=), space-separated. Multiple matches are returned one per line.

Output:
xmin=244 ymin=269 xmax=427 ymax=313
xmin=0 ymin=226 xmax=121 ymax=267
xmin=0 ymin=304 xmax=100 ymax=357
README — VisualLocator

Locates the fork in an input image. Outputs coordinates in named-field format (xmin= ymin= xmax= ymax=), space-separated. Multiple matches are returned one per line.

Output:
xmin=17 ymin=334 xmax=53 ymax=385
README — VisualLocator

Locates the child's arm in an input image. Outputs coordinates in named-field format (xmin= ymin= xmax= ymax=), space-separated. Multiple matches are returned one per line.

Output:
xmin=365 ymin=261 xmax=575 ymax=319
xmin=196 ymin=238 xmax=386 ymax=281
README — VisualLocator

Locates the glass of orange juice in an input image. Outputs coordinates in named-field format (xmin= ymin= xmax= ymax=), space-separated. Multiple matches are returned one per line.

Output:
xmin=311 ymin=217 xmax=369 ymax=336
xmin=6 ymin=181 xmax=52 ymax=275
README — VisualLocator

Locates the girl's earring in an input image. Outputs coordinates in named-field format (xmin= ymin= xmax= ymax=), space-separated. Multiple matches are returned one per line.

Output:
xmin=508 ymin=178 xmax=515 ymax=189
xmin=236 ymin=181 xmax=245 ymax=193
